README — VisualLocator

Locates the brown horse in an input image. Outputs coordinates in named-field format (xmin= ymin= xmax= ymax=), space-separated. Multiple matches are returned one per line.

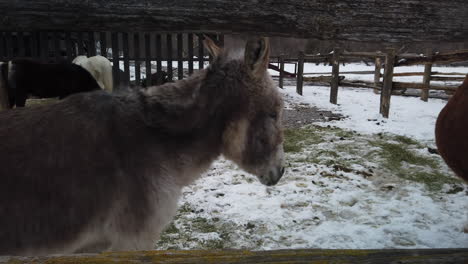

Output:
xmin=0 ymin=37 xmax=285 ymax=255
xmin=435 ymin=74 xmax=468 ymax=182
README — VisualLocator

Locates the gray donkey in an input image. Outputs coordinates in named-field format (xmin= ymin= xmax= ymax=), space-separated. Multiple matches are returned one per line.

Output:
xmin=0 ymin=37 xmax=285 ymax=255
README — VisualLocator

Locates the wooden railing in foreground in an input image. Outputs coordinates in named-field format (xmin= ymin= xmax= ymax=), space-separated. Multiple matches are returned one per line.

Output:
xmin=1 ymin=248 xmax=467 ymax=263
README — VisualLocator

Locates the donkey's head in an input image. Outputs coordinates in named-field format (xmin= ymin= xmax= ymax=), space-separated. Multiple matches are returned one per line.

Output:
xmin=205 ymin=37 xmax=285 ymax=186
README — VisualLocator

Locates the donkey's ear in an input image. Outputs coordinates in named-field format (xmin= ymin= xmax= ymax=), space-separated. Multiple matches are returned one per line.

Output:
xmin=244 ymin=37 xmax=270 ymax=78
xmin=203 ymin=36 xmax=222 ymax=58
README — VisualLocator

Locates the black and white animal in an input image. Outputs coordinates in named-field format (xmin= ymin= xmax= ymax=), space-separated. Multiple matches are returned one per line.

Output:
xmin=0 ymin=59 xmax=101 ymax=108
xmin=0 ymin=37 xmax=285 ymax=255
xmin=72 ymin=55 xmax=114 ymax=92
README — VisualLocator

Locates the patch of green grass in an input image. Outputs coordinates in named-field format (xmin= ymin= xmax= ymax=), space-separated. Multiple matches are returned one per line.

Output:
xmin=163 ymin=222 xmax=179 ymax=234
xmin=376 ymin=142 xmax=438 ymax=169
xmin=192 ymin=217 xmax=217 ymax=233
xmin=335 ymin=129 xmax=356 ymax=138
xmin=367 ymin=139 xmax=462 ymax=191
xmin=284 ymin=127 xmax=324 ymax=153
xmin=393 ymin=135 xmax=421 ymax=146
xmin=405 ymin=171 xmax=462 ymax=192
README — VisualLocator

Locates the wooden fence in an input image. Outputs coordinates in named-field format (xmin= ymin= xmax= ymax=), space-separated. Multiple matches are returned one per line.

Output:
xmin=276 ymin=49 xmax=468 ymax=118
xmin=0 ymin=32 xmax=223 ymax=87
xmin=2 ymin=248 xmax=467 ymax=263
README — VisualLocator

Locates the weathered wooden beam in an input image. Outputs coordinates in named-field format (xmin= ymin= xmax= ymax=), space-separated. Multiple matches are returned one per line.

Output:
xmin=1 ymin=0 xmax=467 ymax=42
xmin=431 ymin=76 xmax=466 ymax=82
xmin=330 ymin=47 xmax=341 ymax=104
xmin=268 ymin=63 xmax=296 ymax=78
xmin=396 ymin=50 xmax=468 ymax=66
xmin=304 ymin=70 xmax=376 ymax=75
xmin=374 ymin=57 xmax=382 ymax=94
xmin=278 ymin=55 xmax=284 ymax=89
xmin=1 ymin=248 xmax=467 ymax=263
xmin=421 ymin=48 xmax=433 ymax=101
xmin=380 ymin=48 xmax=395 ymax=118
xmin=296 ymin=51 xmax=304 ymax=95
xmin=304 ymin=75 xmax=346 ymax=83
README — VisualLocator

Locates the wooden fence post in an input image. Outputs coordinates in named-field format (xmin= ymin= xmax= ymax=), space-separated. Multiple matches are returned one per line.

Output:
xmin=330 ymin=47 xmax=341 ymax=104
xmin=0 ymin=63 xmax=9 ymax=110
xmin=421 ymin=48 xmax=433 ymax=102
xmin=380 ymin=48 xmax=395 ymax=118
xmin=373 ymin=57 xmax=382 ymax=94
xmin=111 ymin=32 xmax=120 ymax=87
xmin=296 ymin=51 xmax=304 ymax=95
xmin=279 ymin=55 xmax=284 ymax=89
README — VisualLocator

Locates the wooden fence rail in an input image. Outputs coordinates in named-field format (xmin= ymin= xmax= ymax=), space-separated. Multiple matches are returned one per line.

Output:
xmin=1 ymin=248 xmax=467 ymax=263
xmin=277 ymin=49 xmax=468 ymax=118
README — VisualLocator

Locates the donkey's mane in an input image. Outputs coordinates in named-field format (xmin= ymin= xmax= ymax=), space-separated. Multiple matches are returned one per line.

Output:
xmin=140 ymin=56 xmax=249 ymax=135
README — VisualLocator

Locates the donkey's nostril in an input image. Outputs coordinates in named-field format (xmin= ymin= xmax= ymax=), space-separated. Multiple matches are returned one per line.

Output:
xmin=280 ymin=167 xmax=285 ymax=176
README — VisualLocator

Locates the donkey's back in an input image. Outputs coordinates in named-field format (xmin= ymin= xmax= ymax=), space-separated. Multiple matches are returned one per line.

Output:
xmin=0 ymin=91 xmax=160 ymax=255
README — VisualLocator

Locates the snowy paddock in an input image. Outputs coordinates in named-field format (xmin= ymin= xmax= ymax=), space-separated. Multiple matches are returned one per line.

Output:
xmin=154 ymin=63 xmax=468 ymax=250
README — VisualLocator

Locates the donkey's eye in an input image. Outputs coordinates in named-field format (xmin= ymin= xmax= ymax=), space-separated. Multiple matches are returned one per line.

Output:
xmin=269 ymin=113 xmax=278 ymax=120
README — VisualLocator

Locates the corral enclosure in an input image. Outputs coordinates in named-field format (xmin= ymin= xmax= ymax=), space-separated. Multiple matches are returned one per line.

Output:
xmin=0 ymin=0 xmax=468 ymax=263
xmin=0 ymin=32 xmax=224 ymax=87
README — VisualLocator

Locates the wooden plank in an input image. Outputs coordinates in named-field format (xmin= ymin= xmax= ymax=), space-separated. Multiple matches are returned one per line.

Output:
xmin=77 ymin=32 xmax=84 ymax=55
xmin=51 ymin=32 xmax=61 ymax=62
xmin=421 ymin=48 xmax=432 ymax=102
xmin=155 ymin=34 xmax=162 ymax=73
xmin=3 ymin=0 xmax=467 ymax=43
xmin=133 ymin=33 xmax=141 ymax=85
xmin=111 ymin=32 xmax=120 ymax=87
xmin=177 ymin=33 xmax=183 ymax=80
xmin=374 ymin=57 xmax=382 ymax=94
xmin=304 ymin=75 xmax=345 ymax=83
xmin=431 ymin=72 xmax=468 ymax=76
xmin=2 ymin=248 xmax=468 ymax=263
xmin=5 ymin=32 xmax=13 ymax=60
xmin=17 ymin=31 xmax=26 ymax=57
xmin=39 ymin=31 xmax=48 ymax=61
xmin=296 ymin=51 xmax=304 ymax=96
xmin=31 ymin=32 xmax=39 ymax=58
xmin=166 ymin=34 xmax=173 ymax=81
xmin=0 ymin=59 xmax=10 ymax=109
xmin=330 ymin=47 xmax=341 ymax=104
xmin=122 ymin=32 xmax=130 ymax=85
xmin=431 ymin=76 xmax=465 ymax=82
xmin=396 ymin=50 xmax=468 ymax=66
xmin=0 ymin=32 xmax=5 ymax=60
xmin=187 ymin=33 xmax=194 ymax=74
xmin=65 ymin=31 xmax=73 ymax=61
xmin=99 ymin=32 xmax=107 ymax=57
xmin=269 ymin=63 xmax=296 ymax=77
xmin=198 ymin=34 xmax=204 ymax=70
xmin=392 ymin=81 xmax=458 ymax=91
xmin=341 ymin=51 xmax=386 ymax=58
xmin=380 ymin=48 xmax=396 ymax=118
xmin=304 ymin=70 xmax=375 ymax=75
xmin=88 ymin=32 xmax=96 ymax=56
xmin=144 ymin=33 xmax=152 ymax=86
xmin=278 ymin=55 xmax=284 ymax=89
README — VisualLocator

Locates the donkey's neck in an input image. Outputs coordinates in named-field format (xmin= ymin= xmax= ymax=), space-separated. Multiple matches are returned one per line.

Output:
xmin=141 ymin=60 xmax=246 ymax=159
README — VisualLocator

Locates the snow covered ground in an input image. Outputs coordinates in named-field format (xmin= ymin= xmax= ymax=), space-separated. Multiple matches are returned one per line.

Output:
xmin=153 ymin=63 xmax=467 ymax=250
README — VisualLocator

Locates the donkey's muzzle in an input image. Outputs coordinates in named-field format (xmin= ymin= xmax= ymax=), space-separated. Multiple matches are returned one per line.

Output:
xmin=264 ymin=166 xmax=285 ymax=186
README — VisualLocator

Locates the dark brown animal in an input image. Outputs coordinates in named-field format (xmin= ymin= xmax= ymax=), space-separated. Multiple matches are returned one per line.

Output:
xmin=0 ymin=59 xmax=101 ymax=108
xmin=0 ymin=37 xmax=285 ymax=255
xmin=435 ymin=74 xmax=468 ymax=182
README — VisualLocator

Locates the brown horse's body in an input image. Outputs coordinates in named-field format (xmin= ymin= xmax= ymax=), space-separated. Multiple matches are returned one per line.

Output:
xmin=0 ymin=38 xmax=285 ymax=255
xmin=435 ymin=75 xmax=468 ymax=182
